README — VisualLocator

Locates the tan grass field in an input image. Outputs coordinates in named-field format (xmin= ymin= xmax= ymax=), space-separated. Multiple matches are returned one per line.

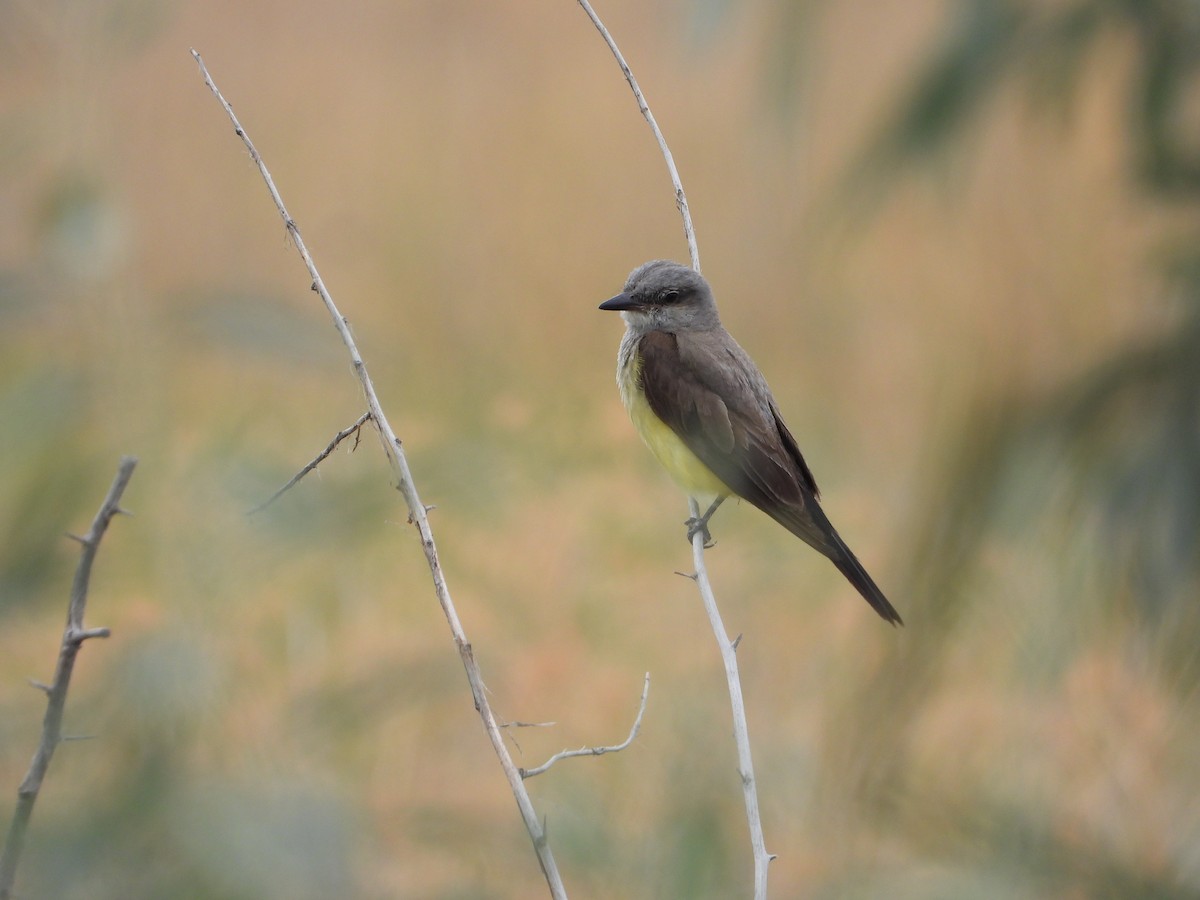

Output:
xmin=1 ymin=1 xmax=1195 ymax=897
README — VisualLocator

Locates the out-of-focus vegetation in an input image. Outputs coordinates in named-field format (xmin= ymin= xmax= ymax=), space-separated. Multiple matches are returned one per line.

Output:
xmin=818 ymin=3 xmax=1200 ymax=897
xmin=0 ymin=0 xmax=1196 ymax=897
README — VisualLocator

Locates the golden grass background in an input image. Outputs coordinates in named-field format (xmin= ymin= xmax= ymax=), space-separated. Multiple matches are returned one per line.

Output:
xmin=1 ymin=0 xmax=1196 ymax=897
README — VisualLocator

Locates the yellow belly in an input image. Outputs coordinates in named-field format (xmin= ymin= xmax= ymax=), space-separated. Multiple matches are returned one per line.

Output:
xmin=619 ymin=346 xmax=729 ymax=503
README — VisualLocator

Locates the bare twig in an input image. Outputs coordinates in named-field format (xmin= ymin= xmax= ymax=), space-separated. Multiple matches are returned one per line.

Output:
xmin=575 ymin=0 xmax=699 ymax=272
xmin=247 ymin=411 xmax=372 ymax=515
xmin=688 ymin=498 xmax=774 ymax=892
xmin=497 ymin=717 xmax=556 ymax=756
xmin=577 ymin=3 xmax=774 ymax=895
xmin=0 ymin=456 xmax=137 ymax=900
xmin=191 ymin=51 xmax=568 ymax=898
xmin=521 ymin=673 xmax=650 ymax=779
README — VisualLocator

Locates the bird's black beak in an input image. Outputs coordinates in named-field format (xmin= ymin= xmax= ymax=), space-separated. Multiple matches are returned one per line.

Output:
xmin=599 ymin=292 xmax=637 ymax=312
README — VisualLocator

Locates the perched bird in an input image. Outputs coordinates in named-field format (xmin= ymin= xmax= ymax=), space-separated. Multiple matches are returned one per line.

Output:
xmin=600 ymin=260 xmax=902 ymax=625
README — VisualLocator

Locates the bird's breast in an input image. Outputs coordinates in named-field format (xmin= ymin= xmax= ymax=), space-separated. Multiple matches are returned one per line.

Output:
xmin=615 ymin=331 xmax=729 ymax=503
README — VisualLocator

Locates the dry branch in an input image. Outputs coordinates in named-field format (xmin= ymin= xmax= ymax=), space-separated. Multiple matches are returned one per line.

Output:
xmin=521 ymin=673 xmax=650 ymax=779
xmin=577 ymin=2 xmax=774 ymax=894
xmin=575 ymin=0 xmax=699 ymax=271
xmin=0 ymin=456 xmax=137 ymax=900
xmin=190 ymin=51 xmax=569 ymax=898
xmin=687 ymin=498 xmax=774 ymax=891
xmin=247 ymin=411 xmax=372 ymax=515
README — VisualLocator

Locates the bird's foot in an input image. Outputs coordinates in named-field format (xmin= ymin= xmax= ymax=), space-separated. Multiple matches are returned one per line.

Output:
xmin=684 ymin=496 xmax=725 ymax=549
xmin=684 ymin=516 xmax=715 ymax=549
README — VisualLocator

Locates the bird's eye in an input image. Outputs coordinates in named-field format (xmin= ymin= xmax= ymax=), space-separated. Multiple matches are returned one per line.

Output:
xmin=661 ymin=290 xmax=680 ymax=303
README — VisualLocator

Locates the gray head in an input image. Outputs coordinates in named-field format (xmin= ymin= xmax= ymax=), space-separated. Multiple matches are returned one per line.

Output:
xmin=599 ymin=260 xmax=721 ymax=333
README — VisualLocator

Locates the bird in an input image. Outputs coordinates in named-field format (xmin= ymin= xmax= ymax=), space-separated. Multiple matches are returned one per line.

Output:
xmin=599 ymin=259 xmax=902 ymax=626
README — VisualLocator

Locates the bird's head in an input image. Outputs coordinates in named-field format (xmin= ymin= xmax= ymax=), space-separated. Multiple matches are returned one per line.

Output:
xmin=599 ymin=260 xmax=721 ymax=333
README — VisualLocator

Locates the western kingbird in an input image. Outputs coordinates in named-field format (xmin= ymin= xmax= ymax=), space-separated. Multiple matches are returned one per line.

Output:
xmin=600 ymin=260 xmax=902 ymax=626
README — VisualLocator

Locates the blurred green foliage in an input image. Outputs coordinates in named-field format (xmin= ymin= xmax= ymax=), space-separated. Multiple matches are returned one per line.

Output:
xmin=859 ymin=0 xmax=1200 ymax=196
xmin=803 ymin=1 xmax=1200 ymax=896
xmin=859 ymin=0 xmax=1200 ymax=681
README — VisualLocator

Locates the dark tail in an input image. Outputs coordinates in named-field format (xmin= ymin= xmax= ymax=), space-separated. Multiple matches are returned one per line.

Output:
xmin=829 ymin=534 xmax=903 ymax=626
xmin=751 ymin=487 xmax=903 ymax=626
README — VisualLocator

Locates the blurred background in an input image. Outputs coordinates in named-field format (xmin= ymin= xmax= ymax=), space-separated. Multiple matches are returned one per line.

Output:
xmin=2 ymin=0 xmax=1198 ymax=896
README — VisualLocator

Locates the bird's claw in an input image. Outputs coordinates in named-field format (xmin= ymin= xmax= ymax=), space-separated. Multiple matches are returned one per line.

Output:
xmin=685 ymin=516 xmax=715 ymax=549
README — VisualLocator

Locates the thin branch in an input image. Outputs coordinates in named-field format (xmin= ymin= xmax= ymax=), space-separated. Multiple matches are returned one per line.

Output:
xmin=247 ymin=411 xmax=372 ymax=515
xmin=191 ymin=51 xmax=567 ymax=898
xmin=0 ymin=456 xmax=137 ymax=900
xmin=576 ymin=3 xmax=773 ymax=894
xmin=575 ymin=0 xmax=700 ymax=272
xmin=68 ymin=627 xmax=112 ymax=642
xmin=689 ymin=498 xmax=774 ymax=895
xmin=497 ymin=717 xmax=556 ymax=756
xmin=520 ymin=673 xmax=650 ymax=779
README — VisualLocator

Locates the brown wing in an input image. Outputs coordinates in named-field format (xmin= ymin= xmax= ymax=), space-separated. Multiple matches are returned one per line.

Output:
xmin=637 ymin=330 xmax=832 ymax=552
xmin=637 ymin=329 xmax=903 ymax=625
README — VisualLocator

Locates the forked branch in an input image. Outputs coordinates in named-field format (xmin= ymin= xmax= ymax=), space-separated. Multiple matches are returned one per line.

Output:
xmin=0 ymin=456 xmax=137 ymax=900
xmin=190 ymin=51 xmax=569 ymax=898
xmin=521 ymin=673 xmax=650 ymax=779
